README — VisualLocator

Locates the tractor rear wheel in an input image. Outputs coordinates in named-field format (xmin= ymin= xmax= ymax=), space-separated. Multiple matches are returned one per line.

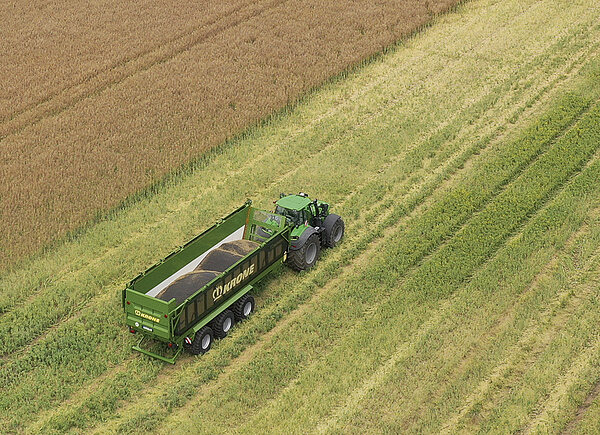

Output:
xmin=288 ymin=233 xmax=320 ymax=271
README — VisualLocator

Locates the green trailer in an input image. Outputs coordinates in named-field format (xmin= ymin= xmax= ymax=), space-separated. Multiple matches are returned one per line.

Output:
xmin=123 ymin=194 xmax=344 ymax=363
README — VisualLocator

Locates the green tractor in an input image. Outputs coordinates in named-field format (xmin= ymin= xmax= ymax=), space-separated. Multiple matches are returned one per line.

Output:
xmin=273 ymin=192 xmax=345 ymax=271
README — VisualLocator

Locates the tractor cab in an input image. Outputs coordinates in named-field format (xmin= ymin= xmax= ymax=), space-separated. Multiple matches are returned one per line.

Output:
xmin=274 ymin=193 xmax=344 ymax=271
xmin=275 ymin=193 xmax=329 ymax=233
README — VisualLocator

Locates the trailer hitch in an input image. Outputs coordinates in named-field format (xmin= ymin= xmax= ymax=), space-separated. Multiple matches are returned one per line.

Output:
xmin=132 ymin=335 xmax=182 ymax=364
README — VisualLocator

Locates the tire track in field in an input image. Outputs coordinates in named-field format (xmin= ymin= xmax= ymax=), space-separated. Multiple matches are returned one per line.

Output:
xmin=482 ymin=264 xmax=600 ymax=433
xmin=345 ymin=205 xmax=600 ymax=435
xmin=562 ymin=381 xmax=600 ymax=434
xmin=0 ymin=0 xmax=288 ymax=140
xmin=234 ymin=107 xmax=600 ymax=435
xmin=16 ymin=27 xmax=596 ymax=432
xmin=519 ymin=211 xmax=600 ymax=435
xmin=439 ymin=230 xmax=600 ymax=434
xmin=146 ymin=84 xmax=596 ymax=434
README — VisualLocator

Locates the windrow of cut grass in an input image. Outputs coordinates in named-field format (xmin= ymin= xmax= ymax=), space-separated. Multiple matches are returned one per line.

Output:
xmin=572 ymin=388 xmax=600 ymax=434
xmin=0 ymin=0 xmax=464 ymax=269
xmin=2 ymin=0 xmax=600 ymax=432
xmin=156 ymin=95 xmax=600 ymax=434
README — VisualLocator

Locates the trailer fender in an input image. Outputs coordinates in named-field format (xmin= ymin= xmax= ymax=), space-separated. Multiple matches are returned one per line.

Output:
xmin=289 ymin=226 xmax=318 ymax=251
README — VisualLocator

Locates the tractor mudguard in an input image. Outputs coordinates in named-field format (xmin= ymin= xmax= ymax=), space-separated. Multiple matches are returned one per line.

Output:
xmin=289 ymin=226 xmax=318 ymax=250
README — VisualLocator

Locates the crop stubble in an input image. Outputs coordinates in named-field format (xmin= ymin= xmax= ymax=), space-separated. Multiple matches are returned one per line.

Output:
xmin=0 ymin=0 xmax=461 ymax=268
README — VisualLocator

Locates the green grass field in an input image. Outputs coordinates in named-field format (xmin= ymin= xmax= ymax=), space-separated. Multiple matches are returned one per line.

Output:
xmin=2 ymin=0 xmax=600 ymax=433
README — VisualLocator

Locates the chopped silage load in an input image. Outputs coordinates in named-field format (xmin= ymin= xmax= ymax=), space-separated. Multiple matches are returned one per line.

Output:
xmin=156 ymin=239 xmax=259 ymax=303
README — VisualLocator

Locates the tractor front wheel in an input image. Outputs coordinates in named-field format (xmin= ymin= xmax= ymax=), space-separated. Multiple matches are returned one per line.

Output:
xmin=288 ymin=233 xmax=320 ymax=271
xmin=323 ymin=214 xmax=345 ymax=248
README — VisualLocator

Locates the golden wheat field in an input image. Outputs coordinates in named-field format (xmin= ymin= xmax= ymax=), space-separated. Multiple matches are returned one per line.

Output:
xmin=0 ymin=0 xmax=460 ymax=268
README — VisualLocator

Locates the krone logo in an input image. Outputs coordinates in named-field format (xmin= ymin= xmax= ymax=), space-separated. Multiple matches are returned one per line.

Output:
xmin=134 ymin=309 xmax=161 ymax=323
xmin=213 ymin=264 xmax=255 ymax=301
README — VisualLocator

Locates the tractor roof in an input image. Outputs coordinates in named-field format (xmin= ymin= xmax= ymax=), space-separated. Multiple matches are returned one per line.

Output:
xmin=276 ymin=194 xmax=311 ymax=211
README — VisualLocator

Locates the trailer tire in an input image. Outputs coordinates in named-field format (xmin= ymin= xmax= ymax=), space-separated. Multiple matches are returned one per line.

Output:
xmin=233 ymin=294 xmax=255 ymax=321
xmin=212 ymin=310 xmax=235 ymax=339
xmin=323 ymin=214 xmax=344 ymax=248
xmin=187 ymin=326 xmax=213 ymax=355
xmin=288 ymin=233 xmax=320 ymax=271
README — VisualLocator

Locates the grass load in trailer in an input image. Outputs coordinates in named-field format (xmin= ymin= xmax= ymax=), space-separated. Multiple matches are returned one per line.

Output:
xmin=122 ymin=194 xmax=344 ymax=363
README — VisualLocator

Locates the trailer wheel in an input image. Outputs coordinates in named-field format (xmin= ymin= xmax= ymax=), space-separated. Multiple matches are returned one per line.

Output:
xmin=233 ymin=294 xmax=255 ymax=321
xmin=187 ymin=326 xmax=213 ymax=355
xmin=288 ymin=233 xmax=320 ymax=271
xmin=212 ymin=309 xmax=235 ymax=339
xmin=323 ymin=214 xmax=344 ymax=248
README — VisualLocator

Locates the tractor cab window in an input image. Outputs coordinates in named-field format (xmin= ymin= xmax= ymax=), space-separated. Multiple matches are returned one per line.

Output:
xmin=275 ymin=206 xmax=303 ymax=226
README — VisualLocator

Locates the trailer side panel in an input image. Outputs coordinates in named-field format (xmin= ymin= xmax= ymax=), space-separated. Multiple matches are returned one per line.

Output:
xmin=175 ymin=231 xmax=288 ymax=335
